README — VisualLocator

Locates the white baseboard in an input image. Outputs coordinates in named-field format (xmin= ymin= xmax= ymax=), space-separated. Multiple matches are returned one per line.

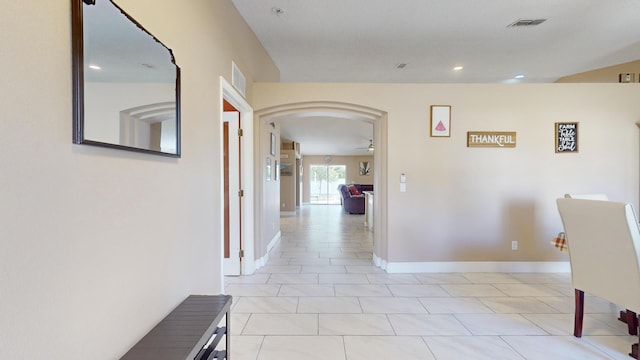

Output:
xmin=373 ymin=253 xmax=387 ymax=270
xmin=255 ymin=231 xmax=282 ymax=270
xmin=254 ymin=254 xmax=268 ymax=271
xmin=385 ymin=261 xmax=571 ymax=273
xmin=267 ymin=230 xmax=281 ymax=253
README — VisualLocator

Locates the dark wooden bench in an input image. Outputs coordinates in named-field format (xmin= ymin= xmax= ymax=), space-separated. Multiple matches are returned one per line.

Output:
xmin=120 ymin=295 xmax=232 ymax=360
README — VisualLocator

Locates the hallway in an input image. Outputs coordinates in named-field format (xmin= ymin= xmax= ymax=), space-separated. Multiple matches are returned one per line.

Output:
xmin=225 ymin=205 xmax=634 ymax=359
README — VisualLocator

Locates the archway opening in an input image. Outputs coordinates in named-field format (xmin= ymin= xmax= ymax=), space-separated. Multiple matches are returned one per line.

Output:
xmin=253 ymin=101 xmax=389 ymax=271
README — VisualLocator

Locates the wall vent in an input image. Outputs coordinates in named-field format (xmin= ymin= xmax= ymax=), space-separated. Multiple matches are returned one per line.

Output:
xmin=232 ymin=62 xmax=246 ymax=97
xmin=508 ymin=19 xmax=546 ymax=27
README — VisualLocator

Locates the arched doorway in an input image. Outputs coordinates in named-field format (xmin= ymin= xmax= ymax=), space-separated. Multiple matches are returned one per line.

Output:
xmin=253 ymin=101 xmax=389 ymax=270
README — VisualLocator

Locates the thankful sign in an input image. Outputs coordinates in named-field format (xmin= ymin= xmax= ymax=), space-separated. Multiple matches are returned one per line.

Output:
xmin=467 ymin=131 xmax=516 ymax=148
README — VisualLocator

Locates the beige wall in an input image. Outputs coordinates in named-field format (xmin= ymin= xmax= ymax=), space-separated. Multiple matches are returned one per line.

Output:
xmin=555 ymin=60 xmax=640 ymax=83
xmin=253 ymin=83 xmax=640 ymax=264
xmin=0 ymin=1 xmax=277 ymax=359
xmin=302 ymin=155 xmax=375 ymax=203
xmin=259 ymin=124 xmax=282 ymax=255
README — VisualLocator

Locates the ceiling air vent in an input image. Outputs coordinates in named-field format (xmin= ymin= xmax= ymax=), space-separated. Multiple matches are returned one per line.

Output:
xmin=508 ymin=19 xmax=547 ymax=27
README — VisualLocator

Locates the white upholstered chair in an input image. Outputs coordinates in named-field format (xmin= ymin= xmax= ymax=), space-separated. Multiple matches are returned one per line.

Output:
xmin=564 ymin=193 xmax=608 ymax=200
xmin=556 ymin=198 xmax=640 ymax=350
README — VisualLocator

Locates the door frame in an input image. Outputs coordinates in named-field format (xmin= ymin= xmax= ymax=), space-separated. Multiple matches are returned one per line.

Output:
xmin=222 ymin=110 xmax=241 ymax=275
xmin=220 ymin=77 xmax=255 ymax=283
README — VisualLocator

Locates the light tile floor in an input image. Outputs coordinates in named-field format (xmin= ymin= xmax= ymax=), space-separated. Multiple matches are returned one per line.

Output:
xmin=225 ymin=205 xmax=637 ymax=359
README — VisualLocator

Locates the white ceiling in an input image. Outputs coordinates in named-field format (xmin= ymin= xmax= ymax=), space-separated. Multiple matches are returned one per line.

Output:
xmin=279 ymin=116 xmax=374 ymax=156
xmin=231 ymin=0 xmax=640 ymax=83
xmin=230 ymin=0 xmax=640 ymax=155
xmin=84 ymin=0 xmax=176 ymax=83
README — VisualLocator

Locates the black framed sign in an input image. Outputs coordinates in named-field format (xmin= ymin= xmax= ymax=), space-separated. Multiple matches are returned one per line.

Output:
xmin=555 ymin=122 xmax=578 ymax=153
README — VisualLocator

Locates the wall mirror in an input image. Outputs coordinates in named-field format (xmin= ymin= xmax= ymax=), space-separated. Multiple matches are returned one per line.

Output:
xmin=72 ymin=0 xmax=181 ymax=157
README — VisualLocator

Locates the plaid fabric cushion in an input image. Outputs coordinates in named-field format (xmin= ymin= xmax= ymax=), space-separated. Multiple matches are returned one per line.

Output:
xmin=550 ymin=232 xmax=568 ymax=252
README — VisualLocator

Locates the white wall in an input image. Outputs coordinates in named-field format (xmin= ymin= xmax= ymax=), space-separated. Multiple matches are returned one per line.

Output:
xmin=258 ymin=124 xmax=282 ymax=256
xmin=84 ymin=82 xmax=175 ymax=143
xmin=280 ymin=149 xmax=297 ymax=211
xmin=0 ymin=1 xmax=278 ymax=359
xmin=253 ymin=83 xmax=640 ymax=264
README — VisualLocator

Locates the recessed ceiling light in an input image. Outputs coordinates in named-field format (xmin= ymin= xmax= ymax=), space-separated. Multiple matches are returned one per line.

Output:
xmin=514 ymin=74 xmax=525 ymax=79
xmin=453 ymin=66 xmax=463 ymax=71
xmin=89 ymin=64 xmax=101 ymax=70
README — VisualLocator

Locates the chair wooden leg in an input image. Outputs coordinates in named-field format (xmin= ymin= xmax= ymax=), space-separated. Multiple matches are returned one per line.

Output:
xmin=632 ymin=318 xmax=640 ymax=359
xmin=627 ymin=310 xmax=638 ymax=336
xmin=618 ymin=310 xmax=639 ymax=335
xmin=574 ymin=289 xmax=584 ymax=337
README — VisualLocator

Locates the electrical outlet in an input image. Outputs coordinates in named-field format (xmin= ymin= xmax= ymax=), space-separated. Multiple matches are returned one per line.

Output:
xmin=511 ymin=241 xmax=518 ymax=250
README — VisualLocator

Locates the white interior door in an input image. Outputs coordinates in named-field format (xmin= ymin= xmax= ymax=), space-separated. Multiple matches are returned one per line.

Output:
xmin=223 ymin=111 xmax=241 ymax=275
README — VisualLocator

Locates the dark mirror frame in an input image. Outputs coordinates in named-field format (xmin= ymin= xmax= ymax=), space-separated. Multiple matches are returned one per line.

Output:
xmin=71 ymin=0 xmax=181 ymax=157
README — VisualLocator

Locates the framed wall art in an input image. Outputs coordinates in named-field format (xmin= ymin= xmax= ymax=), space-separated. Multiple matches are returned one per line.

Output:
xmin=430 ymin=105 xmax=451 ymax=137
xmin=555 ymin=122 xmax=578 ymax=153
xmin=359 ymin=161 xmax=371 ymax=176
xmin=467 ymin=131 xmax=516 ymax=148
xmin=266 ymin=157 xmax=272 ymax=181
xmin=619 ymin=73 xmax=636 ymax=83
xmin=270 ymin=132 xmax=276 ymax=156
xmin=280 ymin=162 xmax=293 ymax=176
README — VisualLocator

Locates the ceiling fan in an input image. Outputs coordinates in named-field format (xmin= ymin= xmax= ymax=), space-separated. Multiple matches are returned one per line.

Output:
xmin=356 ymin=139 xmax=374 ymax=152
